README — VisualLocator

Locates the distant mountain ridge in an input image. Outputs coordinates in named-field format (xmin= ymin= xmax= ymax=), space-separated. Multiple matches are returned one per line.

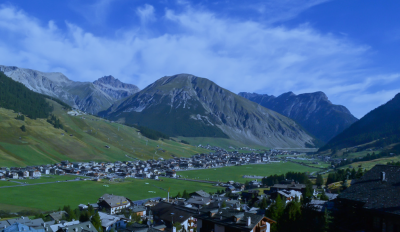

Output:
xmin=0 ymin=65 xmax=140 ymax=114
xmin=239 ymin=91 xmax=358 ymax=142
xmin=319 ymin=93 xmax=400 ymax=151
xmin=100 ymin=74 xmax=318 ymax=148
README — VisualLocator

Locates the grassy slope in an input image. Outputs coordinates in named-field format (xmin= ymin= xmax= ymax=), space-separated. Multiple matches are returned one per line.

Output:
xmin=0 ymin=100 xmax=209 ymax=167
xmin=343 ymin=156 xmax=400 ymax=170
xmin=177 ymin=162 xmax=320 ymax=183
xmin=0 ymin=177 xmax=223 ymax=212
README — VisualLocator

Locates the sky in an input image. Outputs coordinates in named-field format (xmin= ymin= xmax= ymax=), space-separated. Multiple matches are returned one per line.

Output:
xmin=0 ymin=0 xmax=399 ymax=118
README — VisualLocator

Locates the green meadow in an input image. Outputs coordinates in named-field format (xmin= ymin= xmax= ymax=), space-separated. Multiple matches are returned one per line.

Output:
xmin=177 ymin=162 xmax=320 ymax=183
xmin=0 ymin=177 xmax=223 ymax=212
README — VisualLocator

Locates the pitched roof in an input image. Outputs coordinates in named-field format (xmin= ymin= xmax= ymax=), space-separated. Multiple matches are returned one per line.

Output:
xmin=48 ymin=211 xmax=68 ymax=221
xmin=99 ymin=194 xmax=129 ymax=208
xmin=195 ymin=208 xmax=275 ymax=230
xmin=338 ymin=165 xmax=400 ymax=215
xmin=151 ymin=202 xmax=197 ymax=224
xmin=191 ymin=190 xmax=210 ymax=198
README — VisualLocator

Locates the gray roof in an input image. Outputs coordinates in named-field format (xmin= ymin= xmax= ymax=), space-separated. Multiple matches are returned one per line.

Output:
xmin=7 ymin=218 xmax=31 ymax=226
xmin=53 ymin=221 xmax=98 ymax=232
xmin=151 ymin=202 xmax=197 ymax=224
xmin=338 ymin=165 xmax=400 ymax=216
xmin=99 ymin=194 xmax=129 ymax=208
xmin=195 ymin=208 xmax=275 ymax=230
xmin=98 ymin=212 xmax=121 ymax=228
xmin=191 ymin=190 xmax=210 ymax=198
xmin=122 ymin=223 xmax=162 ymax=232
xmin=48 ymin=211 xmax=68 ymax=221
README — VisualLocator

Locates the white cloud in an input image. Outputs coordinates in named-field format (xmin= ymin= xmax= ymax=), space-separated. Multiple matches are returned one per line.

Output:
xmin=136 ymin=4 xmax=156 ymax=25
xmin=0 ymin=3 xmax=397 ymax=118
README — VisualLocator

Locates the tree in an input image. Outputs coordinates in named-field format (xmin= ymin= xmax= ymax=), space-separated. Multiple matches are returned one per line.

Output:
xmin=20 ymin=125 xmax=26 ymax=132
xmin=173 ymin=222 xmax=182 ymax=231
xmin=182 ymin=190 xmax=190 ymax=199
xmin=91 ymin=211 xmax=102 ymax=232
xmin=221 ymin=201 xmax=227 ymax=208
xmin=279 ymin=200 xmax=302 ymax=232
xmin=320 ymin=191 xmax=329 ymax=201
xmin=88 ymin=205 xmax=95 ymax=216
xmin=176 ymin=192 xmax=182 ymax=198
xmin=350 ymin=168 xmax=357 ymax=179
xmin=316 ymin=174 xmax=324 ymax=187
xmin=259 ymin=197 xmax=268 ymax=209
xmin=79 ymin=211 xmax=90 ymax=222
xmin=303 ymin=182 xmax=314 ymax=204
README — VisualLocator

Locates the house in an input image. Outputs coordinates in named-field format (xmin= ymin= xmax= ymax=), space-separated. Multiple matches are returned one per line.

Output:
xmin=131 ymin=205 xmax=147 ymax=216
xmin=334 ymin=165 xmax=400 ymax=232
xmin=195 ymin=208 xmax=276 ymax=232
xmin=46 ymin=211 xmax=68 ymax=222
xmin=151 ymin=202 xmax=198 ymax=232
xmin=165 ymin=170 xmax=176 ymax=178
xmin=98 ymin=194 xmax=131 ymax=214
xmin=274 ymin=190 xmax=302 ymax=203
xmin=1 ymin=223 xmax=45 ymax=232
xmin=120 ymin=223 xmax=163 ymax=232
xmin=190 ymin=190 xmax=210 ymax=198
xmin=47 ymin=221 xmax=98 ymax=232
xmin=98 ymin=212 xmax=126 ymax=232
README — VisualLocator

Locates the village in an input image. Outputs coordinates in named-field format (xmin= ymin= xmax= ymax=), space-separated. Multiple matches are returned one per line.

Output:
xmin=0 ymin=148 xmax=340 ymax=232
xmin=0 ymin=149 xmax=309 ymax=181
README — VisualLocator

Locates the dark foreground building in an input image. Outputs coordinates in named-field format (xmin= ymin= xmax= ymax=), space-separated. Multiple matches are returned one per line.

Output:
xmin=335 ymin=165 xmax=400 ymax=232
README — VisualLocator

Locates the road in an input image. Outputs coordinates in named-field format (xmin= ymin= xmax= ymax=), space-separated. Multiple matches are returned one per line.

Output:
xmin=0 ymin=179 xmax=81 ymax=189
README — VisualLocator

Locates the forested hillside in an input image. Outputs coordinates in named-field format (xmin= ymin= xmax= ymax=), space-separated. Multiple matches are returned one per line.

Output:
xmin=0 ymin=71 xmax=52 ymax=119
xmin=319 ymin=93 xmax=400 ymax=151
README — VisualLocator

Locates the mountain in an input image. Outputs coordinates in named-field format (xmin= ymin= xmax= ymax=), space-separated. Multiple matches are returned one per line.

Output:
xmin=319 ymin=93 xmax=400 ymax=151
xmin=239 ymin=91 xmax=358 ymax=142
xmin=0 ymin=65 xmax=140 ymax=114
xmin=100 ymin=74 xmax=318 ymax=148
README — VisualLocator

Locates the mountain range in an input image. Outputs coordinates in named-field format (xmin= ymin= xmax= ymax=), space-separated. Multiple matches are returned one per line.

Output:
xmin=99 ymin=74 xmax=318 ymax=148
xmin=0 ymin=65 xmax=363 ymax=149
xmin=0 ymin=65 xmax=140 ymax=114
xmin=239 ymin=91 xmax=358 ymax=142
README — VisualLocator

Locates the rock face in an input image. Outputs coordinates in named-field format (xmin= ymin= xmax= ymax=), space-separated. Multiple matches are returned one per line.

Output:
xmin=0 ymin=65 xmax=140 ymax=114
xmin=239 ymin=91 xmax=358 ymax=142
xmin=100 ymin=74 xmax=317 ymax=148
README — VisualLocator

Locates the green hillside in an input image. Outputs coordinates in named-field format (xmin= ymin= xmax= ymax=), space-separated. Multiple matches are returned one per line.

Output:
xmin=319 ymin=93 xmax=400 ymax=152
xmin=0 ymin=100 xmax=210 ymax=167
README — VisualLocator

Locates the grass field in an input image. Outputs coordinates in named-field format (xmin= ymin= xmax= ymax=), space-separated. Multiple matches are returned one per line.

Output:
xmin=176 ymin=136 xmax=269 ymax=151
xmin=12 ymin=175 xmax=79 ymax=184
xmin=343 ymin=155 xmax=400 ymax=170
xmin=0 ymin=177 xmax=223 ymax=212
xmin=177 ymin=162 xmax=320 ymax=183
xmin=0 ymin=101 xmax=211 ymax=167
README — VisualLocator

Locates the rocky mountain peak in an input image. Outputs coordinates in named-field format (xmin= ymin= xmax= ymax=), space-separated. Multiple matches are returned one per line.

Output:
xmin=239 ymin=90 xmax=358 ymax=142
xmin=93 ymin=75 xmax=139 ymax=90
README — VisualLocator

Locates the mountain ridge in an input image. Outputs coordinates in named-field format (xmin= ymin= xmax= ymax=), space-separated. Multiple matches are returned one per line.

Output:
xmin=101 ymin=74 xmax=317 ymax=148
xmin=0 ymin=65 xmax=140 ymax=114
xmin=319 ymin=92 xmax=400 ymax=151
xmin=239 ymin=91 xmax=358 ymax=142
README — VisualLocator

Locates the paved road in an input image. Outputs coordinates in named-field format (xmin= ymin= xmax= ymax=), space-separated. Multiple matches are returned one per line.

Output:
xmin=171 ymin=177 xmax=219 ymax=184
xmin=0 ymin=179 xmax=81 ymax=189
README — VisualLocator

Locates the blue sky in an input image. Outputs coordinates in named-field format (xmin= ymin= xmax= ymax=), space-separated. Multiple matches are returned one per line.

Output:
xmin=0 ymin=0 xmax=399 ymax=118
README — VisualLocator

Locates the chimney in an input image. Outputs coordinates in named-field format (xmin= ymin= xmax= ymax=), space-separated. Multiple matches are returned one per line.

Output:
xmin=247 ymin=217 xmax=251 ymax=226
xmin=381 ymin=172 xmax=386 ymax=181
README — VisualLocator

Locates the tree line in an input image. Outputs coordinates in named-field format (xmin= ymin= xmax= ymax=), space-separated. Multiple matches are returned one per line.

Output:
xmin=261 ymin=172 xmax=311 ymax=186
xmin=0 ymin=71 xmax=53 ymax=119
